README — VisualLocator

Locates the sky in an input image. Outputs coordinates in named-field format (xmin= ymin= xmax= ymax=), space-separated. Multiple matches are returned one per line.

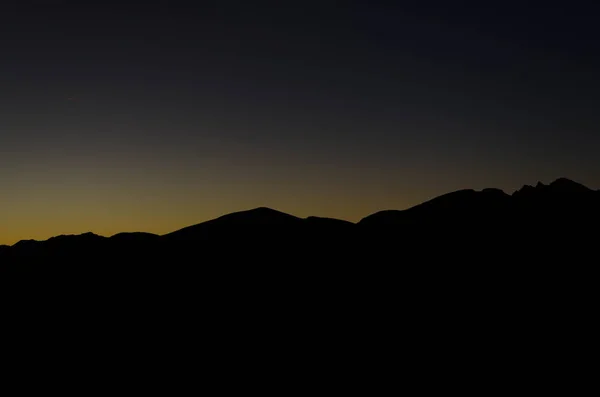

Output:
xmin=1 ymin=0 xmax=599 ymax=244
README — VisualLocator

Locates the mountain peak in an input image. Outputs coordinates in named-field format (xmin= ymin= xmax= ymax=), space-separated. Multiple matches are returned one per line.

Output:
xmin=549 ymin=178 xmax=591 ymax=192
xmin=221 ymin=207 xmax=300 ymax=221
xmin=245 ymin=206 xmax=287 ymax=215
xmin=164 ymin=207 xmax=301 ymax=238
xmin=514 ymin=178 xmax=592 ymax=196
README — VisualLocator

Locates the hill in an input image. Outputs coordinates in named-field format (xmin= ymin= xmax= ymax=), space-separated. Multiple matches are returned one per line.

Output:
xmin=2 ymin=177 xmax=595 ymax=371
xmin=1 ymin=177 xmax=597 ymax=267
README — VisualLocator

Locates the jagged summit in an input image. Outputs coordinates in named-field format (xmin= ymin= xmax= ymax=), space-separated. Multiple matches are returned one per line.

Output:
xmin=513 ymin=178 xmax=592 ymax=197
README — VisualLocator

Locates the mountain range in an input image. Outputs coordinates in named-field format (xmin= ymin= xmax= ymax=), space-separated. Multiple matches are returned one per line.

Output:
xmin=3 ymin=177 xmax=595 ymax=367
xmin=2 ymin=177 xmax=598 ymax=269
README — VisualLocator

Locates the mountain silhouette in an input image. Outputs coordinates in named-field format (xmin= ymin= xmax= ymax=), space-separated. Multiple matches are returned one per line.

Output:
xmin=163 ymin=207 xmax=353 ymax=243
xmin=358 ymin=187 xmax=511 ymax=229
xmin=1 ymin=177 xmax=597 ymax=269
xmin=3 ymin=177 xmax=596 ymax=370
xmin=164 ymin=207 xmax=303 ymax=241
xmin=514 ymin=177 xmax=593 ymax=198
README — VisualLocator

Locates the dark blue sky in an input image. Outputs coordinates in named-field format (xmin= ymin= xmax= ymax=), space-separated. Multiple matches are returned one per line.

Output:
xmin=2 ymin=0 xmax=599 ymax=242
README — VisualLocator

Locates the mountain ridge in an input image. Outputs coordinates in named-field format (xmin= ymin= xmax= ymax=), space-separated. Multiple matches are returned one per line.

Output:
xmin=4 ymin=178 xmax=595 ymax=375
xmin=2 ymin=177 xmax=598 ymax=323
xmin=3 ymin=177 xmax=598 ymax=248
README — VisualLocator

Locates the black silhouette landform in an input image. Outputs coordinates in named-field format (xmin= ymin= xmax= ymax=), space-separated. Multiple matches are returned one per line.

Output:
xmin=2 ymin=177 xmax=598 ymax=269
xmin=3 ymin=177 xmax=595 ymax=365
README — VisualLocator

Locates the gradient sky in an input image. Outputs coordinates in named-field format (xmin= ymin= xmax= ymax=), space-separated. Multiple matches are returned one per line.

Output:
xmin=2 ymin=0 xmax=599 ymax=244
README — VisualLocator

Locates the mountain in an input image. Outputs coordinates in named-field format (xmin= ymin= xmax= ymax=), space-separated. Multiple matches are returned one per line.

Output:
xmin=358 ymin=187 xmax=511 ymax=229
xmin=1 ymin=178 xmax=597 ymax=268
xmin=163 ymin=207 xmax=353 ymax=242
xmin=3 ymin=177 xmax=595 ymax=368
xmin=513 ymin=177 xmax=593 ymax=198
xmin=160 ymin=207 xmax=358 ymax=264
xmin=164 ymin=207 xmax=303 ymax=241
xmin=360 ymin=177 xmax=598 ymax=227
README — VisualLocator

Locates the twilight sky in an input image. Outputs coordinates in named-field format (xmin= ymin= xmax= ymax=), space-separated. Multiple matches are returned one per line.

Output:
xmin=2 ymin=0 xmax=599 ymax=244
